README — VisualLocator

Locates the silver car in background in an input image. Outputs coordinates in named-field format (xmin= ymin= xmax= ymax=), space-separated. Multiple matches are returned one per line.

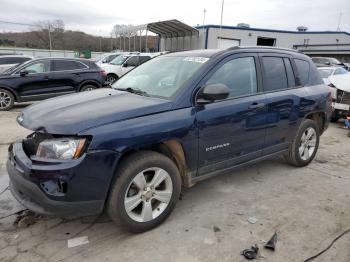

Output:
xmin=0 ymin=55 xmax=33 ymax=74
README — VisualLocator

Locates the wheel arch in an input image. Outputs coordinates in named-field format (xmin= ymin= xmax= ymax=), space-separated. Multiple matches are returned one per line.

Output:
xmin=305 ymin=111 xmax=326 ymax=134
xmin=0 ymin=86 xmax=18 ymax=102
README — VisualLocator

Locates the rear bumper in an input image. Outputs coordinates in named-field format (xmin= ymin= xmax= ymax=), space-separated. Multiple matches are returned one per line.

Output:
xmin=6 ymin=141 xmax=119 ymax=217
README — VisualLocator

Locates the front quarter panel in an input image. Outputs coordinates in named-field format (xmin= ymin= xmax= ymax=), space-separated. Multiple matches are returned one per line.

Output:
xmin=80 ymin=108 xmax=198 ymax=173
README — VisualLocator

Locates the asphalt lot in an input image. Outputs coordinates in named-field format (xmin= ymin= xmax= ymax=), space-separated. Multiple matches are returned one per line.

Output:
xmin=0 ymin=104 xmax=350 ymax=262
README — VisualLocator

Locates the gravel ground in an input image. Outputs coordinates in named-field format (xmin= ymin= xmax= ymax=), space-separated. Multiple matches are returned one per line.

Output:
xmin=0 ymin=105 xmax=349 ymax=262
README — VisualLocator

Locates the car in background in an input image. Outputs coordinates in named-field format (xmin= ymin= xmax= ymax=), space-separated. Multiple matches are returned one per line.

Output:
xmin=328 ymin=73 xmax=350 ymax=122
xmin=0 ymin=57 xmax=106 ymax=111
xmin=94 ymin=53 xmax=122 ymax=67
xmin=317 ymin=66 xmax=348 ymax=84
xmin=0 ymin=55 xmax=33 ymax=74
xmin=312 ymin=57 xmax=349 ymax=70
xmin=101 ymin=54 xmax=154 ymax=84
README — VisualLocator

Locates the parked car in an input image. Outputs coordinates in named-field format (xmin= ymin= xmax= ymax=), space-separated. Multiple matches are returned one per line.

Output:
xmin=317 ymin=66 xmax=348 ymax=84
xmin=0 ymin=57 xmax=106 ymax=111
xmin=7 ymin=47 xmax=331 ymax=232
xmin=312 ymin=57 xmax=349 ymax=70
xmin=94 ymin=53 xmax=122 ymax=67
xmin=328 ymin=73 xmax=350 ymax=122
xmin=0 ymin=55 xmax=33 ymax=74
xmin=101 ymin=54 xmax=152 ymax=84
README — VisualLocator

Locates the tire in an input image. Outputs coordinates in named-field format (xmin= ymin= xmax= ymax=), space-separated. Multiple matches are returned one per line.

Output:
xmin=80 ymin=84 xmax=97 ymax=92
xmin=107 ymin=151 xmax=181 ymax=233
xmin=106 ymin=74 xmax=118 ymax=85
xmin=0 ymin=88 xmax=14 ymax=111
xmin=285 ymin=119 xmax=320 ymax=167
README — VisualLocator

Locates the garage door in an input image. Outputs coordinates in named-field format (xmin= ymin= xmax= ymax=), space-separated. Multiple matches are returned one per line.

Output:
xmin=217 ymin=38 xmax=240 ymax=49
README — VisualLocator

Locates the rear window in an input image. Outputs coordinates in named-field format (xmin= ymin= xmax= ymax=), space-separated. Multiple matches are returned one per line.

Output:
xmin=53 ymin=60 xmax=87 ymax=71
xmin=294 ymin=59 xmax=310 ymax=86
xmin=262 ymin=57 xmax=288 ymax=91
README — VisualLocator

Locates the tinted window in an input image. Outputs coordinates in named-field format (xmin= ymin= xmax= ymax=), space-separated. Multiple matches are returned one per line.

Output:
xmin=53 ymin=60 xmax=87 ymax=71
xmin=139 ymin=56 xmax=151 ymax=65
xmin=206 ymin=57 xmax=257 ymax=98
xmin=0 ymin=57 xmax=30 ymax=65
xmin=22 ymin=60 xmax=51 ymax=74
xmin=103 ymin=54 xmax=118 ymax=63
xmin=125 ymin=56 xmax=139 ymax=67
xmin=294 ymin=59 xmax=310 ymax=86
xmin=262 ymin=57 xmax=288 ymax=91
xmin=283 ymin=58 xmax=296 ymax=87
xmin=334 ymin=68 xmax=348 ymax=75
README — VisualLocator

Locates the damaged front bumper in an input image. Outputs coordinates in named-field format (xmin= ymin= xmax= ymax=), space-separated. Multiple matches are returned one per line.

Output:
xmin=7 ymin=140 xmax=120 ymax=217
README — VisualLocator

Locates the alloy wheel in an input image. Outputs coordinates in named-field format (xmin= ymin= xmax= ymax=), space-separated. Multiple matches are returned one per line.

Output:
xmin=299 ymin=127 xmax=317 ymax=161
xmin=0 ymin=91 xmax=12 ymax=109
xmin=124 ymin=167 xmax=173 ymax=223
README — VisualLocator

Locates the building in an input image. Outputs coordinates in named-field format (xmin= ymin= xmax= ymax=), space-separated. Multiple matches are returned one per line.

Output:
xmin=133 ymin=20 xmax=350 ymax=62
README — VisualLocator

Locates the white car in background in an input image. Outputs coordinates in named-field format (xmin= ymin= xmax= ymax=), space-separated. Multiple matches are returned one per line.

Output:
xmin=0 ymin=55 xmax=33 ymax=74
xmin=101 ymin=54 xmax=153 ymax=84
xmin=317 ymin=66 xmax=348 ymax=85
xmin=94 ymin=53 xmax=121 ymax=67
xmin=328 ymin=73 xmax=350 ymax=122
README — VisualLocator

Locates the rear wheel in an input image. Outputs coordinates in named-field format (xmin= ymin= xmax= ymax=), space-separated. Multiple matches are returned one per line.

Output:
xmin=107 ymin=151 xmax=181 ymax=233
xmin=80 ymin=84 xmax=97 ymax=92
xmin=106 ymin=74 xmax=118 ymax=85
xmin=285 ymin=119 xmax=320 ymax=167
xmin=0 ymin=89 xmax=14 ymax=111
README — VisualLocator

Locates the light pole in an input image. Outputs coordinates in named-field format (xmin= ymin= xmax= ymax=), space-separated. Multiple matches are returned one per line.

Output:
xmin=203 ymin=8 xmax=206 ymax=49
xmin=219 ymin=0 xmax=224 ymax=39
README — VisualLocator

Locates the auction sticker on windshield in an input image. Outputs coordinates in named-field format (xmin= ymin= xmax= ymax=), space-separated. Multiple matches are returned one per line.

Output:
xmin=183 ymin=57 xmax=209 ymax=63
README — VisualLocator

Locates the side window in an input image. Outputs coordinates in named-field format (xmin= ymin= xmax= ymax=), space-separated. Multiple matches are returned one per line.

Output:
xmin=53 ymin=60 xmax=85 ymax=71
xmin=283 ymin=58 xmax=296 ymax=87
xmin=125 ymin=56 xmax=139 ymax=67
xmin=205 ymin=57 xmax=257 ymax=98
xmin=294 ymin=59 xmax=310 ymax=86
xmin=22 ymin=60 xmax=51 ymax=74
xmin=262 ymin=57 xmax=288 ymax=91
xmin=139 ymin=56 xmax=151 ymax=65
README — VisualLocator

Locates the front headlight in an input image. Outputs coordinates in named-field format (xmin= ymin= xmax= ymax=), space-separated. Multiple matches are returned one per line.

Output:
xmin=36 ymin=138 xmax=86 ymax=160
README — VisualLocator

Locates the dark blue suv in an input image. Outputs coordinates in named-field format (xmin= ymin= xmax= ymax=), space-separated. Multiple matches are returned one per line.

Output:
xmin=7 ymin=47 xmax=332 ymax=232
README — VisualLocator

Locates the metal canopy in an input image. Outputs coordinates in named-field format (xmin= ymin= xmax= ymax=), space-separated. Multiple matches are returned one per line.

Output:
xmin=147 ymin=19 xmax=199 ymax=38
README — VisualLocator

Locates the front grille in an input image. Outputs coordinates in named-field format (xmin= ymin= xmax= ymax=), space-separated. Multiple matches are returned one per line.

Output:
xmin=339 ymin=91 xmax=350 ymax=105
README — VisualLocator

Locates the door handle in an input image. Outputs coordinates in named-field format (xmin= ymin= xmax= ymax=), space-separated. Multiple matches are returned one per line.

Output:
xmin=249 ymin=102 xmax=265 ymax=109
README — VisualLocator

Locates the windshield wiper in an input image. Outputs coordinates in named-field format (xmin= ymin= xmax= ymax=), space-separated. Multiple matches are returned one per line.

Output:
xmin=115 ymin=87 xmax=149 ymax=97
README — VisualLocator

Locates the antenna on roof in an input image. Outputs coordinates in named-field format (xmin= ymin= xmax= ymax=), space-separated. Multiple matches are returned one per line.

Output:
xmin=337 ymin=11 xmax=342 ymax=31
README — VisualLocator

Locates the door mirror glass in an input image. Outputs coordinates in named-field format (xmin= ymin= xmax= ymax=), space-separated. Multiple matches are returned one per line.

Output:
xmin=19 ymin=70 xmax=29 ymax=76
xmin=197 ymin=84 xmax=230 ymax=103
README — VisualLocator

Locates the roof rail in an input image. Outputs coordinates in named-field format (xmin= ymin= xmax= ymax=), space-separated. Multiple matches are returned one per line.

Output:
xmin=227 ymin=46 xmax=301 ymax=53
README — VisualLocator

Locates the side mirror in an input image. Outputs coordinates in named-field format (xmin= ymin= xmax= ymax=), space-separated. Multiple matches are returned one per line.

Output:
xmin=19 ymin=70 xmax=29 ymax=76
xmin=197 ymin=83 xmax=230 ymax=104
xmin=122 ymin=63 xmax=129 ymax=67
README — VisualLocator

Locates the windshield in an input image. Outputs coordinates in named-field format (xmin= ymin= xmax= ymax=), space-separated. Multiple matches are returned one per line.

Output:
xmin=112 ymin=56 xmax=209 ymax=98
xmin=110 ymin=55 xmax=129 ymax=65
xmin=318 ymin=69 xmax=333 ymax=78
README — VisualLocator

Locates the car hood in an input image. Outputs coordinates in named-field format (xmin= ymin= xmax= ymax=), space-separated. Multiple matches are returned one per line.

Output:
xmin=329 ymin=74 xmax=350 ymax=93
xmin=18 ymin=89 xmax=173 ymax=134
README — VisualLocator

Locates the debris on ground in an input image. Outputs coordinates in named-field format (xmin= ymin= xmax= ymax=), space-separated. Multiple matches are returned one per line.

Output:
xmin=264 ymin=232 xmax=278 ymax=251
xmin=213 ymin=225 xmax=221 ymax=232
xmin=67 ymin=236 xmax=89 ymax=248
xmin=241 ymin=244 xmax=259 ymax=260
xmin=14 ymin=210 xmax=41 ymax=228
xmin=247 ymin=217 xmax=258 ymax=224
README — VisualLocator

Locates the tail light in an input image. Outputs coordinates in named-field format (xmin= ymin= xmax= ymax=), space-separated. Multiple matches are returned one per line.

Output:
xmin=100 ymin=70 xmax=107 ymax=77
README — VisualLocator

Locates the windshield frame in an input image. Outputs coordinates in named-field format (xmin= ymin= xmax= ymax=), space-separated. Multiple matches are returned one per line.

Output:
xmin=111 ymin=55 xmax=210 ymax=100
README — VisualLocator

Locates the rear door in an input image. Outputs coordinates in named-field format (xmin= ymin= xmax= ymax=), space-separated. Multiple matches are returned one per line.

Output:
xmin=260 ymin=54 xmax=307 ymax=155
xmin=52 ymin=59 xmax=89 ymax=93
xmin=195 ymin=53 xmax=268 ymax=176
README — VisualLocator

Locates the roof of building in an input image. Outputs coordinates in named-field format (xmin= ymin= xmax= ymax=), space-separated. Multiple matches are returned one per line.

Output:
xmin=147 ymin=20 xmax=199 ymax=38
xmin=195 ymin=24 xmax=350 ymax=36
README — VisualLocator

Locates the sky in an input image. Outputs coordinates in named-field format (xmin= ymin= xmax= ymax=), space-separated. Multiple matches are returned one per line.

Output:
xmin=0 ymin=0 xmax=349 ymax=36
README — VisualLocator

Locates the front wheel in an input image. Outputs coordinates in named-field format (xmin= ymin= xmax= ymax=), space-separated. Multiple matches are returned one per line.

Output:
xmin=285 ymin=119 xmax=320 ymax=167
xmin=106 ymin=74 xmax=118 ymax=85
xmin=0 ymin=88 xmax=14 ymax=111
xmin=107 ymin=151 xmax=181 ymax=233
xmin=80 ymin=85 xmax=97 ymax=92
